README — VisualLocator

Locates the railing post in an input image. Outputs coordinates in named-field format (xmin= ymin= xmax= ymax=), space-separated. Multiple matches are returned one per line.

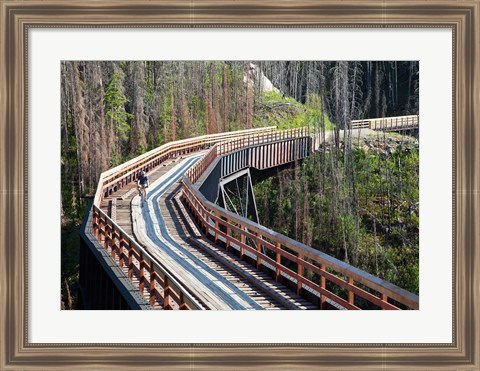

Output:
xmin=163 ymin=276 xmax=170 ymax=309
xmin=297 ymin=253 xmax=303 ymax=296
xmin=119 ymin=237 xmax=124 ymax=267
xmin=128 ymin=242 xmax=133 ymax=279
xmin=226 ymin=218 xmax=231 ymax=252
xmin=381 ymin=293 xmax=388 ymax=309
xmin=347 ymin=277 xmax=354 ymax=305
xmin=214 ymin=211 xmax=219 ymax=243
xmin=104 ymin=224 xmax=111 ymax=252
xmin=139 ymin=252 xmax=145 ymax=294
xmin=98 ymin=216 xmax=105 ymax=243
xmin=256 ymin=237 xmax=262 ymax=270
xmin=92 ymin=209 xmax=99 ymax=239
xmin=149 ymin=260 xmax=156 ymax=307
xmin=275 ymin=242 xmax=281 ymax=282
xmin=179 ymin=292 xmax=187 ymax=310
xmin=111 ymin=229 xmax=117 ymax=261
xmin=240 ymin=225 xmax=245 ymax=259
xmin=320 ymin=264 xmax=326 ymax=309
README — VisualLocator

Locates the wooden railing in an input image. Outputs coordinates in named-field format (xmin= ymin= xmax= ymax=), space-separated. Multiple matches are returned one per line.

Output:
xmin=351 ymin=115 xmax=419 ymax=131
xmin=182 ymin=179 xmax=419 ymax=310
xmin=91 ymin=207 xmax=202 ymax=309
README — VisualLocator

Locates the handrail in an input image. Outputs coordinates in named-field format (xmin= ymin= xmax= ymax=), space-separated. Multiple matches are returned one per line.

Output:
xmin=182 ymin=177 xmax=419 ymax=310
xmin=92 ymin=206 xmax=203 ymax=309
xmin=351 ymin=115 xmax=419 ymax=130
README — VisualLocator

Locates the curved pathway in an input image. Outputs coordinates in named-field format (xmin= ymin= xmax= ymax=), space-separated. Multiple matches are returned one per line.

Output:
xmin=132 ymin=155 xmax=264 ymax=310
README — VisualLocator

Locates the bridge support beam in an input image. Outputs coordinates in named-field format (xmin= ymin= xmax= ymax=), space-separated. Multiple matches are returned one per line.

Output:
xmin=217 ymin=168 xmax=259 ymax=223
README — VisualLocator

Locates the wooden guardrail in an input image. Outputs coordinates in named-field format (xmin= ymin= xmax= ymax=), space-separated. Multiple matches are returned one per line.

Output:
xmin=92 ymin=207 xmax=202 ymax=309
xmin=351 ymin=115 xmax=419 ymax=131
xmin=182 ymin=179 xmax=419 ymax=310
xmin=181 ymin=131 xmax=420 ymax=310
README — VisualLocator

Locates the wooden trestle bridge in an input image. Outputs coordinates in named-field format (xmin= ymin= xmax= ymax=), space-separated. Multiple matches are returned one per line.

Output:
xmin=79 ymin=115 xmax=420 ymax=311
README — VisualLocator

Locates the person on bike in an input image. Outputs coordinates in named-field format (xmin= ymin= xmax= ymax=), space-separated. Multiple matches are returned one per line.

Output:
xmin=137 ymin=170 xmax=149 ymax=199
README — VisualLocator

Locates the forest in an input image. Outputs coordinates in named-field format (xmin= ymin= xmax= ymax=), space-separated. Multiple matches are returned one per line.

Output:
xmin=61 ymin=61 xmax=419 ymax=307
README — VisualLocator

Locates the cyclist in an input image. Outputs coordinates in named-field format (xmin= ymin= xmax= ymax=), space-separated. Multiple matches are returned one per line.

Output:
xmin=137 ymin=170 xmax=149 ymax=201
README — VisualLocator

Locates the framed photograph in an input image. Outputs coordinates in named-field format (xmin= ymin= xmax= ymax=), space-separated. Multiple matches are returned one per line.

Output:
xmin=1 ymin=0 xmax=478 ymax=369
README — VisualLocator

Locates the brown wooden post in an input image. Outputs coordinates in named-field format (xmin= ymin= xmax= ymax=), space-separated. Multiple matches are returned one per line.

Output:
xmin=179 ymin=292 xmax=187 ymax=310
xmin=297 ymin=253 xmax=303 ymax=295
xmin=256 ymin=237 xmax=262 ymax=270
xmin=98 ymin=217 xmax=105 ymax=243
xmin=381 ymin=293 xmax=388 ymax=309
xmin=348 ymin=277 xmax=354 ymax=305
xmin=240 ymin=225 xmax=245 ymax=259
xmin=92 ymin=210 xmax=99 ymax=238
xmin=275 ymin=242 xmax=281 ymax=282
xmin=119 ymin=237 xmax=124 ymax=268
xmin=226 ymin=218 xmax=231 ymax=252
xmin=320 ymin=263 xmax=326 ymax=309
xmin=111 ymin=229 xmax=117 ymax=261
xmin=163 ymin=276 xmax=170 ymax=309
xmin=149 ymin=260 xmax=156 ymax=307
xmin=214 ymin=211 xmax=219 ymax=243
xmin=202 ymin=210 xmax=208 ymax=233
xmin=104 ymin=224 xmax=111 ymax=252
xmin=139 ymin=252 xmax=145 ymax=294
xmin=128 ymin=242 xmax=133 ymax=279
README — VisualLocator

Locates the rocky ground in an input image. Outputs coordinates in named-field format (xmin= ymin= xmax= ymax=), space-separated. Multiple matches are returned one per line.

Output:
xmin=317 ymin=128 xmax=418 ymax=154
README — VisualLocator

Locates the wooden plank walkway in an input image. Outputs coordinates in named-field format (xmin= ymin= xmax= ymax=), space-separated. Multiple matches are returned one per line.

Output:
xmin=131 ymin=156 xmax=265 ymax=310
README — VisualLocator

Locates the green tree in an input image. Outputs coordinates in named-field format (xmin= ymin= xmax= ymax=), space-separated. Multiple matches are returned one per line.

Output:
xmin=104 ymin=72 xmax=132 ymax=166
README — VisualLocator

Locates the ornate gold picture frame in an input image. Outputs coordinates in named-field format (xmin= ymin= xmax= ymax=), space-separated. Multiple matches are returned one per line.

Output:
xmin=1 ymin=0 xmax=478 ymax=369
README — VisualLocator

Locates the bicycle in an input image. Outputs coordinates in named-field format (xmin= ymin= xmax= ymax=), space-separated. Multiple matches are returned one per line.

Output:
xmin=138 ymin=184 xmax=148 ymax=205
